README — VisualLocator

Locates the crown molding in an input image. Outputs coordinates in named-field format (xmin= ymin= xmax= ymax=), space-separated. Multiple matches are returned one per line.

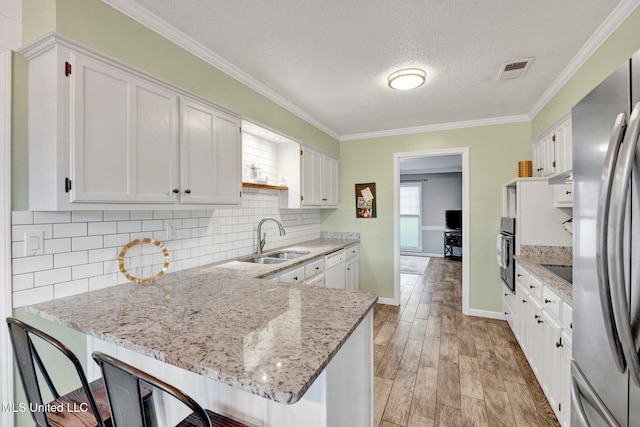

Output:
xmin=101 ymin=0 xmax=341 ymax=140
xmin=339 ymin=114 xmax=530 ymax=142
xmin=529 ymin=0 xmax=640 ymax=118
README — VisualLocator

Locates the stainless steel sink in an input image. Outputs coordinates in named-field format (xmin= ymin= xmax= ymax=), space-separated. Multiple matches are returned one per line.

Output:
xmin=268 ymin=251 xmax=309 ymax=260
xmin=240 ymin=257 xmax=288 ymax=264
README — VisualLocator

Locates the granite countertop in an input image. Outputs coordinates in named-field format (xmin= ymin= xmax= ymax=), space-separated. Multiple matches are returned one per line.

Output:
xmin=515 ymin=255 xmax=573 ymax=303
xmin=27 ymin=238 xmax=376 ymax=404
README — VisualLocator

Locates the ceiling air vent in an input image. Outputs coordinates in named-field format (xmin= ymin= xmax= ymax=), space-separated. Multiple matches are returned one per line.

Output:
xmin=496 ymin=58 xmax=533 ymax=80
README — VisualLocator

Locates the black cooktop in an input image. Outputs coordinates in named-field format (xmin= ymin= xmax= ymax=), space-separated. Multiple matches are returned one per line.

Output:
xmin=540 ymin=264 xmax=572 ymax=284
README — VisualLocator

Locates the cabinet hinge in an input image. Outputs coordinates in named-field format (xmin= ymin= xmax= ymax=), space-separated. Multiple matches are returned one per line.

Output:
xmin=552 ymin=160 xmax=556 ymax=168
xmin=559 ymin=403 xmax=561 ymax=412
xmin=65 ymin=177 xmax=72 ymax=193
xmin=552 ymin=134 xmax=556 ymax=142
xmin=301 ymin=195 xmax=304 ymax=202
xmin=65 ymin=62 xmax=72 ymax=76
xmin=239 ymin=191 xmax=242 ymax=197
xmin=300 ymin=150 xmax=303 ymax=156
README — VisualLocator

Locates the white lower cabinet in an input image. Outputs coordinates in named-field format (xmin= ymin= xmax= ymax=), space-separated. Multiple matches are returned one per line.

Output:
xmin=275 ymin=265 xmax=306 ymax=284
xmin=511 ymin=262 xmax=571 ymax=424
xmin=345 ymin=245 xmax=360 ymax=291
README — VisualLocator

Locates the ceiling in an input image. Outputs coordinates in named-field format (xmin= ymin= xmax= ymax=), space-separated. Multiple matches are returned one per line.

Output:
xmin=107 ymin=0 xmax=630 ymax=140
xmin=400 ymin=155 xmax=462 ymax=175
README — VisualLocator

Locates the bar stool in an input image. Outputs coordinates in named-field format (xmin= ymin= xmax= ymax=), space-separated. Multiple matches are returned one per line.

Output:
xmin=92 ymin=351 xmax=254 ymax=427
xmin=6 ymin=317 xmax=110 ymax=427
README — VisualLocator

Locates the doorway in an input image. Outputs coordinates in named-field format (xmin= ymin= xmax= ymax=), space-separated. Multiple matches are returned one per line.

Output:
xmin=393 ymin=148 xmax=470 ymax=314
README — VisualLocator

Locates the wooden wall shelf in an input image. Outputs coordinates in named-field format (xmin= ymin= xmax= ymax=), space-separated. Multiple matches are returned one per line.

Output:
xmin=242 ymin=182 xmax=288 ymax=191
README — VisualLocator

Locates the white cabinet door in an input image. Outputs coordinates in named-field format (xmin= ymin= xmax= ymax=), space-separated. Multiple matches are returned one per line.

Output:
xmin=345 ymin=257 xmax=359 ymax=291
xmin=554 ymin=116 xmax=572 ymax=174
xmin=560 ymin=330 xmax=572 ymax=427
xmin=70 ymin=52 xmax=179 ymax=204
xmin=301 ymin=147 xmax=323 ymax=206
xmin=322 ymin=156 xmax=339 ymax=207
xmin=554 ymin=183 xmax=573 ymax=207
xmin=180 ymin=98 xmax=241 ymax=205
xmin=277 ymin=266 xmax=306 ymax=284
xmin=541 ymin=309 xmax=563 ymax=420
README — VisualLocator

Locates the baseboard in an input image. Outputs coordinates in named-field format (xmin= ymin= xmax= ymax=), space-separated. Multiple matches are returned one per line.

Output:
xmin=376 ymin=297 xmax=399 ymax=306
xmin=467 ymin=308 xmax=506 ymax=320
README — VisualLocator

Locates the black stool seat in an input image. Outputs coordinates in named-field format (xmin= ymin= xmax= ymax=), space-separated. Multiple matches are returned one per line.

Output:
xmin=177 ymin=409 xmax=252 ymax=427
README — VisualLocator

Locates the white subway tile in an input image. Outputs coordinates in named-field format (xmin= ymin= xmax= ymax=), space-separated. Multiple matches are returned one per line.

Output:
xmin=72 ymin=211 xmax=104 ymax=222
xmin=12 ymin=255 xmax=54 ymax=275
xmin=11 ymin=211 xmax=33 ymax=225
xmin=104 ymin=260 xmax=120 ymax=274
xmin=12 ymin=241 xmax=25 ymax=257
xmin=12 ymin=273 xmax=34 ymax=291
xmin=104 ymin=233 xmax=132 ymax=248
xmin=130 ymin=210 xmax=153 ymax=220
xmin=117 ymin=221 xmax=142 ymax=233
xmin=34 ymin=211 xmax=71 ymax=224
xmin=142 ymin=220 xmax=164 ymax=232
xmin=88 ymin=222 xmax=117 ymax=235
xmin=13 ymin=286 xmax=54 ymax=308
xmin=153 ymin=210 xmax=174 ymax=220
xmin=54 ymin=279 xmax=89 ymax=299
xmin=72 ymin=262 xmax=104 ymax=280
xmin=89 ymin=247 xmax=118 ymax=263
xmin=54 ymin=223 xmax=87 ymax=238
xmin=89 ymin=273 xmax=118 ymax=291
xmin=182 ymin=257 xmax=199 ymax=270
xmin=34 ymin=267 xmax=72 ymax=286
xmin=103 ymin=211 xmax=130 ymax=221
xmin=72 ymin=236 xmax=104 ymax=251
xmin=44 ymin=238 xmax=72 ymax=254
xmin=173 ymin=211 xmax=191 ymax=219
xmin=54 ymin=251 xmax=88 ymax=268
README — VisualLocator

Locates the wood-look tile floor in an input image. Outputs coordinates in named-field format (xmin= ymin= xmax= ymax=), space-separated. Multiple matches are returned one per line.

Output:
xmin=373 ymin=257 xmax=559 ymax=427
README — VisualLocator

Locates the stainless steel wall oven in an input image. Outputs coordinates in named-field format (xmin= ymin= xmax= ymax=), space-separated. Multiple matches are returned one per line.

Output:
xmin=498 ymin=217 xmax=516 ymax=292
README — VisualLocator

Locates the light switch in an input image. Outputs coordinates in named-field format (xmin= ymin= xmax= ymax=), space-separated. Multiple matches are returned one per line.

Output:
xmin=166 ymin=222 xmax=177 ymax=240
xmin=24 ymin=231 xmax=44 ymax=256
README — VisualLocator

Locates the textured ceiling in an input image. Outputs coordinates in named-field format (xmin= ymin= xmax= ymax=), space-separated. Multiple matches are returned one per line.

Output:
xmin=120 ymin=0 xmax=622 ymax=139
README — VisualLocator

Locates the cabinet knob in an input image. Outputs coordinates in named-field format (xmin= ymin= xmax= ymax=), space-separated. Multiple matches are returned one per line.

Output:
xmin=172 ymin=188 xmax=180 ymax=194
xmin=566 ymin=190 xmax=572 ymax=195
xmin=293 ymin=276 xmax=298 ymax=281
xmin=530 ymin=285 xmax=535 ymax=289
xmin=322 ymin=198 xmax=328 ymax=201
xmin=522 ymin=299 xmax=527 ymax=303
xmin=534 ymin=314 xmax=540 ymax=319
xmin=504 ymin=293 xmax=509 ymax=296
xmin=184 ymin=189 xmax=191 ymax=194
xmin=537 ymin=319 xmax=543 ymax=324
xmin=315 ymin=267 xmax=320 ymax=270
xmin=555 ymin=339 xmax=563 ymax=348
xmin=544 ymin=299 xmax=552 ymax=304
xmin=517 ymin=274 xmax=522 ymax=278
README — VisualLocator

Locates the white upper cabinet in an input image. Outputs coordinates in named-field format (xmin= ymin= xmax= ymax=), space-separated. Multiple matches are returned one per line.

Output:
xmin=301 ymin=146 xmax=324 ymax=206
xmin=20 ymin=33 xmax=241 ymax=210
xmin=70 ymin=52 xmax=179 ymax=204
xmin=532 ymin=114 xmax=572 ymax=178
xmin=180 ymin=98 xmax=241 ymax=205
xmin=301 ymin=146 xmax=339 ymax=208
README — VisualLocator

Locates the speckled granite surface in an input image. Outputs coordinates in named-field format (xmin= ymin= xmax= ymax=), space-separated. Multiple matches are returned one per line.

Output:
xmin=27 ymin=238 xmax=375 ymax=404
xmin=516 ymin=245 xmax=572 ymax=302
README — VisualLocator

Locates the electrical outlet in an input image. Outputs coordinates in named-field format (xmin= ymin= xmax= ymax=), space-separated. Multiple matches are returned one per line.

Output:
xmin=24 ymin=231 xmax=44 ymax=256
xmin=166 ymin=223 xmax=177 ymax=240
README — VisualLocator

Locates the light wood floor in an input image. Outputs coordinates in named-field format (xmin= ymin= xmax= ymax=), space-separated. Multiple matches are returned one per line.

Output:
xmin=373 ymin=257 xmax=559 ymax=427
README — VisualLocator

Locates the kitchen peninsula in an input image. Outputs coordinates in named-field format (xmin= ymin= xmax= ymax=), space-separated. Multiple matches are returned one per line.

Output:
xmin=26 ymin=239 xmax=376 ymax=427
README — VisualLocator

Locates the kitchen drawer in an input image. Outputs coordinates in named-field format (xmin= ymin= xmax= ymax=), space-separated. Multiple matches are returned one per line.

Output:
xmin=562 ymin=301 xmax=573 ymax=334
xmin=345 ymin=245 xmax=360 ymax=260
xmin=542 ymin=286 xmax=562 ymax=320
xmin=305 ymin=258 xmax=325 ymax=278
xmin=306 ymin=273 xmax=325 ymax=286
xmin=277 ymin=265 xmax=305 ymax=284
xmin=528 ymin=275 xmax=544 ymax=301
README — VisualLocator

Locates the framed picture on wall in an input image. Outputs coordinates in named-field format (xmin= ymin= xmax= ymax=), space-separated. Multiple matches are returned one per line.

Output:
xmin=355 ymin=183 xmax=376 ymax=218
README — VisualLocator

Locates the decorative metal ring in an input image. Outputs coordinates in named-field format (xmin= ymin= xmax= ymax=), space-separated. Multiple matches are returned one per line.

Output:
xmin=118 ymin=238 xmax=170 ymax=284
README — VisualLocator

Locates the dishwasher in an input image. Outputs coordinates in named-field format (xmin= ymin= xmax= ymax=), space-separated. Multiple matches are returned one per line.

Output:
xmin=324 ymin=249 xmax=346 ymax=289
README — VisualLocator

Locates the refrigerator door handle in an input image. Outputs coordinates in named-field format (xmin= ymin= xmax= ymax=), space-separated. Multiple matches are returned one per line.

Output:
xmin=596 ymin=112 xmax=628 ymax=372
xmin=571 ymin=361 xmax=621 ymax=427
xmin=608 ymin=102 xmax=640 ymax=386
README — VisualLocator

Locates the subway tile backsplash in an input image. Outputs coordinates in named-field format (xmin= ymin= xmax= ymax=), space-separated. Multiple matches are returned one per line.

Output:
xmin=11 ymin=187 xmax=321 ymax=307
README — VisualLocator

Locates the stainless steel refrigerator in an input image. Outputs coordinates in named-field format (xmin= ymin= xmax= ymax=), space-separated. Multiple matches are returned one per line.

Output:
xmin=572 ymin=49 xmax=640 ymax=426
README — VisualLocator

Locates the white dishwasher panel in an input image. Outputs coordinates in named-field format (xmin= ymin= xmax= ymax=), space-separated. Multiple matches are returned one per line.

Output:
xmin=325 ymin=250 xmax=346 ymax=290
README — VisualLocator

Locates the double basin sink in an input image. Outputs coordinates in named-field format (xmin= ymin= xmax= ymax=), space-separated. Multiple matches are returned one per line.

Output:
xmin=240 ymin=250 xmax=310 ymax=264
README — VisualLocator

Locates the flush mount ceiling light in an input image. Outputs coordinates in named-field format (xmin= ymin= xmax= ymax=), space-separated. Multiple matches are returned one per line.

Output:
xmin=387 ymin=68 xmax=426 ymax=90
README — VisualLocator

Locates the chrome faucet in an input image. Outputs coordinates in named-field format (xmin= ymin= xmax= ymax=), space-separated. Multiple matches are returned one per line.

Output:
xmin=256 ymin=217 xmax=286 ymax=256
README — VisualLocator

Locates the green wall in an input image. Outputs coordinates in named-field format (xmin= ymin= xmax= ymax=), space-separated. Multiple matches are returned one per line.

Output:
xmin=322 ymin=122 xmax=532 ymax=311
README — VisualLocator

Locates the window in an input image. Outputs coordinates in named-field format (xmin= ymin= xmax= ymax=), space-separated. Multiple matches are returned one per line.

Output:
xmin=400 ymin=182 xmax=422 ymax=251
